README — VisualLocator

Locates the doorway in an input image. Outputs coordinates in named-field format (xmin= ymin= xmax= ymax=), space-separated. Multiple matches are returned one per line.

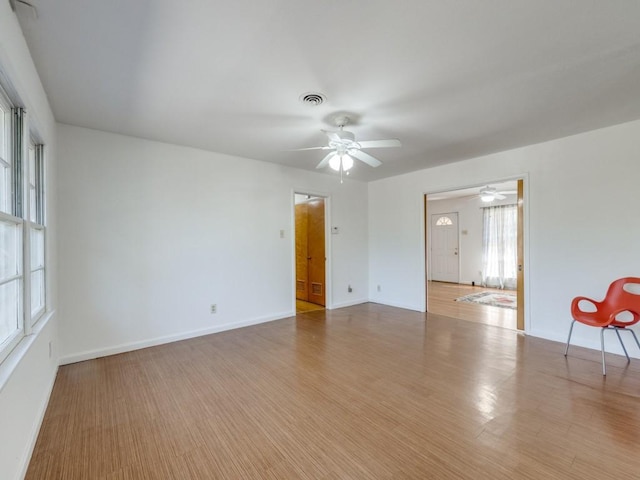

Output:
xmin=425 ymin=179 xmax=525 ymax=331
xmin=295 ymin=194 xmax=326 ymax=313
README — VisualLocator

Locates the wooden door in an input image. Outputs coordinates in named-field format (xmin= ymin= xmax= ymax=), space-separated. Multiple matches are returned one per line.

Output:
xmin=307 ymin=199 xmax=326 ymax=306
xmin=516 ymin=179 xmax=524 ymax=330
xmin=295 ymin=198 xmax=326 ymax=306
xmin=295 ymin=203 xmax=309 ymax=301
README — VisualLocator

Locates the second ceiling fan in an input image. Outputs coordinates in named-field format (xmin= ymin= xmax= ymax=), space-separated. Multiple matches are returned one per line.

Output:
xmin=477 ymin=185 xmax=517 ymax=202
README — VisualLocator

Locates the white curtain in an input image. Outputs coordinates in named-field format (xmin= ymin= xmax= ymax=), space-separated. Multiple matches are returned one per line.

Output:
xmin=482 ymin=205 xmax=517 ymax=289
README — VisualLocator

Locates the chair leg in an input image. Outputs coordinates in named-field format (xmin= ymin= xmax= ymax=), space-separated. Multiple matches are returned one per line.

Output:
xmin=600 ymin=328 xmax=607 ymax=376
xmin=564 ymin=320 xmax=576 ymax=356
xmin=614 ymin=328 xmax=630 ymax=362
xmin=628 ymin=329 xmax=640 ymax=351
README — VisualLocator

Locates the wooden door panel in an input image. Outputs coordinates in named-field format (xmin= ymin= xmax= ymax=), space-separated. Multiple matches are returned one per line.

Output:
xmin=307 ymin=199 xmax=326 ymax=306
xmin=295 ymin=203 xmax=309 ymax=301
xmin=517 ymin=179 xmax=524 ymax=330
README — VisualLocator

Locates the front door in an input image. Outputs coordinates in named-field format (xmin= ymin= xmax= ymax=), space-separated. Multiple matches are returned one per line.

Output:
xmin=431 ymin=212 xmax=459 ymax=283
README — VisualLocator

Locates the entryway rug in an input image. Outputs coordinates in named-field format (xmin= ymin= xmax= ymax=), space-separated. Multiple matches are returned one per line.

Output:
xmin=455 ymin=291 xmax=517 ymax=309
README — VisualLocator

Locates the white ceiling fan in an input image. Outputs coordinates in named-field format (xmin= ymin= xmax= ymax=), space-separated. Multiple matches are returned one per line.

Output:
xmin=477 ymin=185 xmax=517 ymax=202
xmin=294 ymin=116 xmax=401 ymax=178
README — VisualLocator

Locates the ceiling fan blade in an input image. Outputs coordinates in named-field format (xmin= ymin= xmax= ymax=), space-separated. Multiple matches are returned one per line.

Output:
xmin=357 ymin=139 xmax=401 ymax=149
xmin=350 ymin=150 xmax=382 ymax=167
xmin=321 ymin=129 xmax=341 ymax=142
xmin=289 ymin=146 xmax=331 ymax=151
xmin=494 ymin=193 xmax=507 ymax=200
xmin=316 ymin=152 xmax=335 ymax=169
xmin=498 ymin=190 xmax=517 ymax=195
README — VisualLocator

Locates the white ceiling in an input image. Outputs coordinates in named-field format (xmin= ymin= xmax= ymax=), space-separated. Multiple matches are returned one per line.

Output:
xmin=426 ymin=181 xmax=518 ymax=201
xmin=15 ymin=1 xmax=640 ymax=181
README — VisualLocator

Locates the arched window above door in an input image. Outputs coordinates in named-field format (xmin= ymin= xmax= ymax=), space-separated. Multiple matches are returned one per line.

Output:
xmin=435 ymin=216 xmax=453 ymax=226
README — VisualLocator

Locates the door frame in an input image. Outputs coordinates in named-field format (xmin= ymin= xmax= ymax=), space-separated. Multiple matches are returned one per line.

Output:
xmin=429 ymin=211 xmax=460 ymax=283
xmin=423 ymin=175 xmax=529 ymax=332
xmin=292 ymin=189 xmax=331 ymax=311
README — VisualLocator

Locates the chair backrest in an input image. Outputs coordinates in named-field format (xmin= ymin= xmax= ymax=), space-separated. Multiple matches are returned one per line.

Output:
xmin=604 ymin=277 xmax=640 ymax=316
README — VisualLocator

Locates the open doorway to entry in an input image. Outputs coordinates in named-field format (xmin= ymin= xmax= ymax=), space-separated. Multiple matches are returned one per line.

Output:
xmin=294 ymin=193 xmax=326 ymax=313
xmin=425 ymin=179 xmax=524 ymax=331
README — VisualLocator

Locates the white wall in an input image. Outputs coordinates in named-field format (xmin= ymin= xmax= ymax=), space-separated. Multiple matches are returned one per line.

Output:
xmin=57 ymin=125 xmax=369 ymax=363
xmin=0 ymin=3 xmax=59 ymax=480
xmin=369 ymin=118 xmax=640 ymax=356
xmin=427 ymin=194 xmax=516 ymax=285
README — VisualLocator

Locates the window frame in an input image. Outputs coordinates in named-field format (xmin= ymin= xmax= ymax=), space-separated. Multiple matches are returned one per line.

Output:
xmin=0 ymin=87 xmax=25 ymax=363
xmin=23 ymin=137 xmax=47 ymax=328
xmin=27 ymin=140 xmax=46 ymax=325
xmin=0 ymin=81 xmax=48 ymax=363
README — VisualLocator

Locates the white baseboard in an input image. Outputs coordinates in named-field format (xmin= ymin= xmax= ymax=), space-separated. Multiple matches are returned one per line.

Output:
xmin=330 ymin=298 xmax=368 ymax=309
xmin=59 ymin=311 xmax=295 ymax=365
xmin=368 ymin=299 xmax=425 ymax=313
xmin=528 ymin=326 xmax=640 ymax=359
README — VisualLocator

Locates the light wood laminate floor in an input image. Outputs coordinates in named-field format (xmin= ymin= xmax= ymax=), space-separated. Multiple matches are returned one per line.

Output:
xmin=428 ymin=280 xmax=517 ymax=330
xmin=27 ymin=303 xmax=640 ymax=479
xmin=296 ymin=299 xmax=325 ymax=313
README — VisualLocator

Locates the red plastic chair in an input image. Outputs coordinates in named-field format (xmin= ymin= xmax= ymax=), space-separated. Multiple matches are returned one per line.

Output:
xmin=565 ymin=277 xmax=640 ymax=375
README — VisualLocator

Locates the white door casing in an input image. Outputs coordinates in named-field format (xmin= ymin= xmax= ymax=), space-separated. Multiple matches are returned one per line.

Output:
xmin=431 ymin=212 xmax=459 ymax=283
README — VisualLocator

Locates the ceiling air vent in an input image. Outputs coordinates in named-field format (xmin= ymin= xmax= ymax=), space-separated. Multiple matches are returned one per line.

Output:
xmin=299 ymin=92 xmax=327 ymax=106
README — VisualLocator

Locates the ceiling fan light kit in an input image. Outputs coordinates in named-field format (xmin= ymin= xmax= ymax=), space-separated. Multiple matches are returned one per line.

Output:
xmin=478 ymin=186 xmax=514 ymax=202
xmin=480 ymin=192 xmax=496 ymax=202
xmin=293 ymin=115 xmax=401 ymax=180
xmin=329 ymin=154 xmax=353 ymax=172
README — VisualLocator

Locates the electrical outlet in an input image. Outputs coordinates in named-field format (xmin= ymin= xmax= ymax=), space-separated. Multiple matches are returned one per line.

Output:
xmin=348 ymin=285 xmax=353 ymax=293
xmin=210 ymin=304 xmax=217 ymax=314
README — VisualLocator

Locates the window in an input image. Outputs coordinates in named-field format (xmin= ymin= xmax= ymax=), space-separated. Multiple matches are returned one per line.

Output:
xmin=482 ymin=205 xmax=517 ymax=289
xmin=0 ymin=90 xmax=10 ymax=214
xmin=0 ymin=217 xmax=22 ymax=353
xmin=0 ymin=88 xmax=23 ymax=360
xmin=0 ymin=84 xmax=46 ymax=363
xmin=435 ymin=216 xmax=453 ymax=226
xmin=29 ymin=143 xmax=45 ymax=323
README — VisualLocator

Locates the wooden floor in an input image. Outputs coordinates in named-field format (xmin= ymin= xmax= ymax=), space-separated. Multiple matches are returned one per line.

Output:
xmin=296 ymin=299 xmax=325 ymax=313
xmin=428 ymin=281 xmax=517 ymax=330
xmin=27 ymin=303 xmax=640 ymax=479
